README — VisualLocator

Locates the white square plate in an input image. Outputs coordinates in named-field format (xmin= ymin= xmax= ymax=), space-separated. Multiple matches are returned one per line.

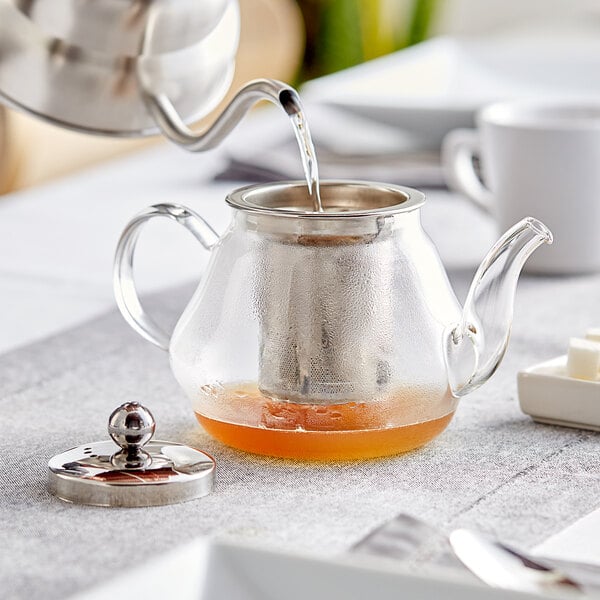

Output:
xmin=518 ymin=356 xmax=600 ymax=430
xmin=71 ymin=538 xmax=547 ymax=600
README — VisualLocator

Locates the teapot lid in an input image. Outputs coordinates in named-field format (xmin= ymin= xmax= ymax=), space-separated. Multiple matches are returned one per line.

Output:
xmin=48 ymin=402 xmax=215 ymax=507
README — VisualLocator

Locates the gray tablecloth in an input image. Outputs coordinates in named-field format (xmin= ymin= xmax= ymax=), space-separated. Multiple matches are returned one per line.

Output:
xmin=2 ymin=196 xmax=600 ymax=600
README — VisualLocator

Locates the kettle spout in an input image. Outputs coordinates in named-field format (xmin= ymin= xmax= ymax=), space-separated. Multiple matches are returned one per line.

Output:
xmin=144 ymin=79 xmax=304 ymax=152
xmin=445 ymin=217 xmax=552 ymax=397
xmin=144 ymin=79 xmax=320 ymax=207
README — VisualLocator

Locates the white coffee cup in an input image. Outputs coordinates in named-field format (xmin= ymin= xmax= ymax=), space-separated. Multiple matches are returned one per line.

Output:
xmin=442 ymin=101 xmax=600 ymax=274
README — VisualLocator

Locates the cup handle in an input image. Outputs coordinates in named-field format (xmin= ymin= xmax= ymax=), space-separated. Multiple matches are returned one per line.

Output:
xmin=442 ymin=128 xmax=493 ymax=213
xmin=113 ymin=203 xmax=219 ymax=351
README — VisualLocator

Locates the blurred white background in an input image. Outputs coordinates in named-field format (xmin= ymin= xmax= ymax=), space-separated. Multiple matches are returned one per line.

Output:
xmin=435 ymin=0 xmax=600 ymax=34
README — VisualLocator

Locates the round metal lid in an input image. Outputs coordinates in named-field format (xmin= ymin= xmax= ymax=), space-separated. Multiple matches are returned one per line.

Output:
xmin=48 ymin=403 xmax=215 ymax=507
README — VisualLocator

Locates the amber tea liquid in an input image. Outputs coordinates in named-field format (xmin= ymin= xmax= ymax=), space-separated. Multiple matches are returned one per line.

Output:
xmin=195 ymin=383 xmax=454 ymax=460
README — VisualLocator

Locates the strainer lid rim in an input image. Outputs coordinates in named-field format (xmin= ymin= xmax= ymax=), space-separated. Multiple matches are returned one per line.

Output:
xmin=225 ymin=180 xmax=426 ymax=217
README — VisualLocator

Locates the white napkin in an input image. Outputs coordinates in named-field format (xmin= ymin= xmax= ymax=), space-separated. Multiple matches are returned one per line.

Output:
xmin=533 ymin=508 xmax=600 ymax=565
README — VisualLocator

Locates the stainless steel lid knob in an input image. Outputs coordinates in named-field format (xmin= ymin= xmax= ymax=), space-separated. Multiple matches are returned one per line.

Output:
xmin=48 ymin=402 xmax=215 ymax=507
xmin=108 ymin=402 xmax=155 ymax=469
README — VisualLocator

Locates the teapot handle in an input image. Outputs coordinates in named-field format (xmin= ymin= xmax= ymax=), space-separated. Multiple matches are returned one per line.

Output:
xmin=113 ymin=203 xmax=219 ymax=351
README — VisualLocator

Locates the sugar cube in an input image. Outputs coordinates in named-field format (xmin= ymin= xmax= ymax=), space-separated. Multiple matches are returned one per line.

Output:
xmin=567 ymin=338 xmax=600 ymax=381
xmin=585 ymin=328 xmax=600 ymax=343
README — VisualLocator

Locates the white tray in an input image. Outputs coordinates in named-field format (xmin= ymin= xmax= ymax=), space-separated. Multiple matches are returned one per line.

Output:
xmin=518 ymin=356 xmax=600 ymax=431
xmin=70 ymin=537 xmax=546 ymax=600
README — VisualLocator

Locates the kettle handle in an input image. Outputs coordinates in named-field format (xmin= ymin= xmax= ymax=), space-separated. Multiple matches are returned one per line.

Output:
xmin=113 ymin=203 xmax=219 ymax=351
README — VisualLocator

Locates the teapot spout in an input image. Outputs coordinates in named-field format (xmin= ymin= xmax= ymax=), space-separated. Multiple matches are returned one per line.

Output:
xmin=445 ymin=217 xmax=553 ymax=397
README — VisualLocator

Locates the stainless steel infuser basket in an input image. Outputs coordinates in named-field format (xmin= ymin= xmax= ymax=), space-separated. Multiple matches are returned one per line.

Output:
xmin=226 ymin=181 xmax=427 ymax=405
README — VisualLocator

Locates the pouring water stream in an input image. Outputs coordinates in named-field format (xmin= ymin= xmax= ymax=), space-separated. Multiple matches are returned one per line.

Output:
xmin=290 ymin=109 xmax=323 ymax=212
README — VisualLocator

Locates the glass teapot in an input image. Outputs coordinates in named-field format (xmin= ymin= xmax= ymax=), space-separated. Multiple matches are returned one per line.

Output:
xmin=114 ymin=181 xmax=552 ymax=460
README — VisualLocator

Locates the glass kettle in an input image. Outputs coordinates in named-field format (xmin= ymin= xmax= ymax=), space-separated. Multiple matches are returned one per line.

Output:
xmin=114 ymin=181 xmax=552 ymax=460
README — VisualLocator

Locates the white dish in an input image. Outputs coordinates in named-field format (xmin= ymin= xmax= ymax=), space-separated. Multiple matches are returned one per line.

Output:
xmin=71 ymin=537 xmax=546 ymax=600
xmin=302 ymin=34 xmax=600 ymax=148
xmin=518 ymin=356 xmax=600 ymax=430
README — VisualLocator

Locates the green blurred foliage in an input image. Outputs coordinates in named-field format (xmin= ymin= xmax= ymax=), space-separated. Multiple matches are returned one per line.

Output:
xmin=297 ymin=0 xmax=439 ymax=81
